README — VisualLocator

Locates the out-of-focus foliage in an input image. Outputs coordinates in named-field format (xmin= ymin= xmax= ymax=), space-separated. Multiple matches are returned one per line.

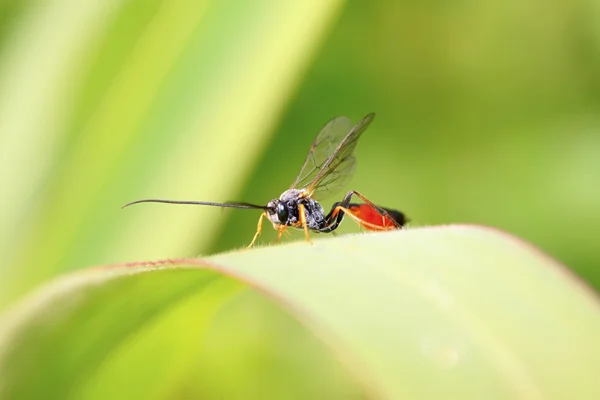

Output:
xmin=2 ymin=228 xmax=599 ymax=399
xmin=1 ymin=1 xmax=598 ymax=301
xmin=0 ymin=0 xmax=344 ymax=308
xmin=213 ymin=1 xmax=600 ymax=290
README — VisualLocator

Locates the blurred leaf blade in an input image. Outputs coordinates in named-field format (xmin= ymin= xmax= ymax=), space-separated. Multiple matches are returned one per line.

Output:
xmin=1 ymin=226 xmax=599 ymax=399
xmin=0 ymin=0 xmax=345 ymax=307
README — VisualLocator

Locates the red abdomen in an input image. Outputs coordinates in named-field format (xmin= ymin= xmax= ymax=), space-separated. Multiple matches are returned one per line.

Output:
xmin=347 ymin=204 xmax=406 ymax=231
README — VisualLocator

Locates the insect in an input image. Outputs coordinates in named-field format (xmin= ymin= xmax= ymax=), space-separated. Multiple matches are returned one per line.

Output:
xmin=123 ymin=113 xmax=407 ymax=248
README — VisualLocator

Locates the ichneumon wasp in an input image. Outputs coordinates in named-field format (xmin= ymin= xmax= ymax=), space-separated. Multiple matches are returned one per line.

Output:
xmin=123 ymin=113 xmax=408 ymax=248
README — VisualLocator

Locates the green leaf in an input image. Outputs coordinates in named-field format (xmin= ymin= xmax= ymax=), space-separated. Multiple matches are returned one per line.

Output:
xmin=1 ymin=226 xmax=599 ymax=399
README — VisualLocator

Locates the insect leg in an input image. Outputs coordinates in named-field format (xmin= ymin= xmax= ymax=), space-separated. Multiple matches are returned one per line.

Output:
xmin=246 ymin=212 xmax=267 ymax=249
xmin=275 ymin=226 xmax=287 ymax=243
xmin=320 ymin=201 xmax=345 ymax=233
xmin=298 ymin=203 xmax=312 ymax=244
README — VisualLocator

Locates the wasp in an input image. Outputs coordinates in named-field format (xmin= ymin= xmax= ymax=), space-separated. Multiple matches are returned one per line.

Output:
xmin=123 ymin=113 xmax=407 ymax=248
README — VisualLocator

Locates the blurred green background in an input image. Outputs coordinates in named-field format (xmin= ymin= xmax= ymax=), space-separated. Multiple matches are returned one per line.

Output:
xmin=1 ymin=0 xmax=599 ymax=309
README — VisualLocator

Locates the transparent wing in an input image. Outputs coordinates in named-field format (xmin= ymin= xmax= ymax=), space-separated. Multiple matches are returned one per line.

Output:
xmin=291 ymin=113 xmax=375 ymax=200
xmin=290 ymin=116 xmax=353 ymax=191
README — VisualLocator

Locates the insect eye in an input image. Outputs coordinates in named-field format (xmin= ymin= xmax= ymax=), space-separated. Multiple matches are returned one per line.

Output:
xmin=277 ymin=203 xmax=289 ymax=223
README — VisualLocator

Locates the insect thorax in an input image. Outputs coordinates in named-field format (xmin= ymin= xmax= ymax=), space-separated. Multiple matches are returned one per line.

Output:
xmin=266 ymin=189 xmax=326 ymax=231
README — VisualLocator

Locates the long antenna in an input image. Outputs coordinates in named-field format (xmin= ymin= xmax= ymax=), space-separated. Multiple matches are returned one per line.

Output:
xmin=121 ymin=199 xmax=269 ymax=210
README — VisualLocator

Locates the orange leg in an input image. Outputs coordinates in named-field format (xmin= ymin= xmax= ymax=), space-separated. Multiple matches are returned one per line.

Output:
xmin=246 ymin=212 xmax=266 ymax=249
xmin=298 ymin=203 xmax=312 ymax=244
xmin=275 ymin=226 xmax=287 ymax=243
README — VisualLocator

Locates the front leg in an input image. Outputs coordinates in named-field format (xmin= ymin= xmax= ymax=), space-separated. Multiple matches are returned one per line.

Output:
xmin=246 ymin=212 xmax=267 ymax=249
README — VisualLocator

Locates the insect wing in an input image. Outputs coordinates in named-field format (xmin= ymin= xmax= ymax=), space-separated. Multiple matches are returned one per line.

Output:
xmin=290 ymin=116 xmax=353 ymax=193
xmin=306 ymin=113 xmax=375 ymax=200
